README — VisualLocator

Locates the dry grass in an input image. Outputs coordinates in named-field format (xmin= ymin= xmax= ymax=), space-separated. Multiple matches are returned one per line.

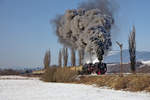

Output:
xmin=69 ymin=66 xmax=82 ymax=71
xmin=41 ymin=67 xmax=57 ymax=82
xmin=41 ymin=65 xmax=150 ymax=92
xmin=145 ymin=86 xmax=150 ymax=92
xmin=41 ymin=67 xmax=77 ymax=82
xmin=76 ymin=74 xmax=150 ymax=92
xmin=126 ymin=75 xmax=150 ymax=91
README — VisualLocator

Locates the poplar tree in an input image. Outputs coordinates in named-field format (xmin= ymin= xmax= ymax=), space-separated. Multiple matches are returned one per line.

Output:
xmin=129 ymin=26 xmax=136 ymax=73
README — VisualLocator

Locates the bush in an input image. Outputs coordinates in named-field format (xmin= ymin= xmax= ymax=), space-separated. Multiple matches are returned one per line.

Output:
xmin=127 ymin=75 xmax=150 ymax=91
xmin=111 ymin=77 xmax=129 ymax=90
xmin=41 ymin=67 xmax=77 ymax=82
xmin=76 ymin=74 xmax=150 ymax=92
xmin=145 ymin=86 xmax=150 ymax=92
xmin=0 ymin=69 xmax=21 ymax=75
xmin=41 ymin=67 xmax=57 ymax=82
xmin=54 ymin=67 xmax=77 ymax=82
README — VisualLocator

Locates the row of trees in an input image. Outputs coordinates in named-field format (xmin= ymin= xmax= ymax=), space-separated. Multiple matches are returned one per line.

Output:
xmin=44 ymin=48 xmax=85 ymax=69
xmin=44 ymin=26 xmax=136 ymax=73
xmin=58 ymin=48 xmax=85 ymax=67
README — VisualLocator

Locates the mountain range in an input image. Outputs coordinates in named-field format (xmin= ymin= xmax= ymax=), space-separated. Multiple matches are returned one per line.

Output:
xmin=104 ymin=50 xmax=150 ymax=63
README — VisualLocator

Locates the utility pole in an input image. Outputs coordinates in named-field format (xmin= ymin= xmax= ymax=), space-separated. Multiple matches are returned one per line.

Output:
xmin=116 ymin=41 xmax=123 ymax=76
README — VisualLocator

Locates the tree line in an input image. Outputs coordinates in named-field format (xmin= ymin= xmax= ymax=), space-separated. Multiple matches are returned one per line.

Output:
xmin=44 ymin=25 xmax=137 ymax=73
xmin=44 ymin=48 xmax=85 ymax=69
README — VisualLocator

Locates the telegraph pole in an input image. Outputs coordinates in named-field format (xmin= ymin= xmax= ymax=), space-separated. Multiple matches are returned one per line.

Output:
xmin=116 ymin=41 xmax=123 ymax=76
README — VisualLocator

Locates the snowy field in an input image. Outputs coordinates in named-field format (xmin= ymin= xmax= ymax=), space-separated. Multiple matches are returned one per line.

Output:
xmin=0 ymin=76 xmax=150 ymax=100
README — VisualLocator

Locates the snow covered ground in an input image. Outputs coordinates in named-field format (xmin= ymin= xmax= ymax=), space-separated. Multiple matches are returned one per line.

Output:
xmin=0 ymin=76 xmax=150 ymax=100
xmin=142 ymin=60 xmax=150 ymax=66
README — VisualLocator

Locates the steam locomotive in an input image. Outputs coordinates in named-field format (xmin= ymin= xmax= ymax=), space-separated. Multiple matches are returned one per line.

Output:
xmin=79 ymin=62 xmax=107 ymax=75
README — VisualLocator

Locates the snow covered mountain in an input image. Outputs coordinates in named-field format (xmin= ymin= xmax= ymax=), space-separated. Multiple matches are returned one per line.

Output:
xmin=104 ymin=50 xmax=150 ymax=63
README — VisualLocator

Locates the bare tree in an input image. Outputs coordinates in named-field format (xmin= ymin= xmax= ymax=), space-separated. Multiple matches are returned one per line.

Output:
xmin=78 ymin=50 xmax=82 ymax=66
xmin=129 ymin=26 xmax=136 ymax=73
xmin=62 ymin=47 xmax=68 ymax=67
xmin=65 ymin=48 xmax=68 ymax=67
xmin=78 ymin=49 xmax=84 ymax=66
xmin=71 ymin=48 xmax=76 ymax=66
xmin=44 ymin=49 xmax=51 ymax=69
xmin=62 ymin=48 xmax=65 ymax=67
xmin=58 ymin=50 xmax=62 ymax=67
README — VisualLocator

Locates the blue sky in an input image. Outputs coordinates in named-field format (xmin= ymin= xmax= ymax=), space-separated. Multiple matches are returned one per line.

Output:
xmin=0 ymin=0 xmax=150 ymax=68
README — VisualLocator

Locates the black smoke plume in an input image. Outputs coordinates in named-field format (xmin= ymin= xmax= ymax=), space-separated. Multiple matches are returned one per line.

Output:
xmin=53 ymin=0 xmax=116 ymax=63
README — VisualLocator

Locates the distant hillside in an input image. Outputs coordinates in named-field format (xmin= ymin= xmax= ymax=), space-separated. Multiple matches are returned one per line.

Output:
xmin=104 ymin=50 xmax=150 ymax=63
